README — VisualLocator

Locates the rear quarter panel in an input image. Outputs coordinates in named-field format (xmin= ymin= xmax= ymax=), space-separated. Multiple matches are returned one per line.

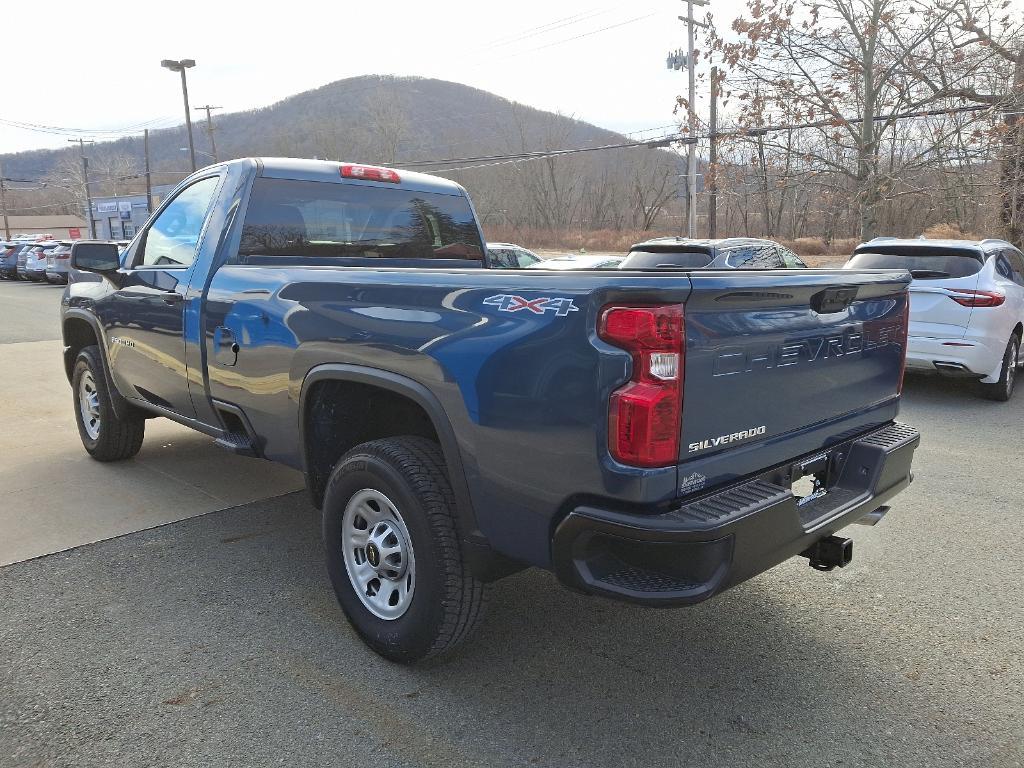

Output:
xmin=202 ymin=266 xmax=692 ymax=566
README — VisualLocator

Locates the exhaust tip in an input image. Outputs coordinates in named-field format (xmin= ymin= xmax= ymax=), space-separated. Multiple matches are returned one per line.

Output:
xmin=855 ymin=505 xmax=890 ymax=526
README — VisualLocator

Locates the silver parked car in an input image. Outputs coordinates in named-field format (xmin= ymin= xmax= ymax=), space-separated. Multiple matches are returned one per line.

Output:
xmin=45 ymin=241 xmax=74 ymax=284
xmin=22 ymin=242 xmax=59 ymax=281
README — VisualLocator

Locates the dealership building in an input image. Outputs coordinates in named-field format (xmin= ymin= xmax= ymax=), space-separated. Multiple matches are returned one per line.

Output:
xmin=87 ymin=185 xmax=175 ymax=241
xmin=3 ymin=214 xmax=90 ymax=240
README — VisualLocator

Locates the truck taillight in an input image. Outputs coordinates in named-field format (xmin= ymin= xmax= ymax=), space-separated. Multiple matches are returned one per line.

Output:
xmin=340 ymin=164 xmax=400 ymax=183
xmin=947 ymin=289 xmax=1005 ymax=307
xmin=898 ymin=293 xmax=910 ymax=395
xmin=599 ymin=304 xmax=684 ymax=467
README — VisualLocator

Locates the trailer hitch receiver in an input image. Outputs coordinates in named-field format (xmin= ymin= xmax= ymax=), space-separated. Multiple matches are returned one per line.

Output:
xmin=801 ymin=535 xmax=853 ymax=572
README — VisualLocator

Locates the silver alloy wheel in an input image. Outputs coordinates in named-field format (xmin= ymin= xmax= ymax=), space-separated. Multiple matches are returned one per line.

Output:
xmin=341 ymin=488 xmax=416 ymax=620
xmin=78 ymin=370 xmax=101 ymax=440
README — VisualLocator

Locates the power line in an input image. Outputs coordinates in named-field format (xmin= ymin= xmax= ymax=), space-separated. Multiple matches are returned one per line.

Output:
xmin=0 ymin=115 xmax=179 ymax=138
xmin=409 ymin=100 xmax=999 ymax=171
xmin=503 ymin=11 xmax=659 ymax=57
xmin=2 ymin=103 xmax=1001 ymax=186
xmin=484 ymin=6 xmax=619 ymax=49
xmin=424 ymin=103 xmax=998 ymax=172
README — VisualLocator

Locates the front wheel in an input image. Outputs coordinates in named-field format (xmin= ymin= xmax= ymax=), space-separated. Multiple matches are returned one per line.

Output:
xmin=980 ymin=334 xmax=1020 ymax=402
xmin=72 ymin=345 xmax=146 ymax=460
xmin=322 ymin=436 xmax=485 ymax=663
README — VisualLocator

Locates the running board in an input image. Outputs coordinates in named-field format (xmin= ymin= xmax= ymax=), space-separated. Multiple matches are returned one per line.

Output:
xmin=212 ymin=401 xmax=262 ymax=458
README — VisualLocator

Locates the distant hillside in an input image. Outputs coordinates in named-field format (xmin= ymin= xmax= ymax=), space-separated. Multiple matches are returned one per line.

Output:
xmin=1 ymin=76 xmax=651 ymax=178
xmin=2 ymin=76 xmax=685 ymax=233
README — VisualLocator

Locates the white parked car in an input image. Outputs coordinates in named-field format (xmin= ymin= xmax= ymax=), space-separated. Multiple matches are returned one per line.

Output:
xmin=527 ymin=253 xmax=624 ymax=270
xmin=846 ymin=237 xmax=1024 ymax=400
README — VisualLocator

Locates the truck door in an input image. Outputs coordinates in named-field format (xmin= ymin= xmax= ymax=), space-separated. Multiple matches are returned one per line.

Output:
xmin=100 ymin=174 xmax=222 ymax=419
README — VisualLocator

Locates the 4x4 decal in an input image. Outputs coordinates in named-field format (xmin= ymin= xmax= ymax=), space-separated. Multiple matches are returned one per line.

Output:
xmin=483 ymin=294 xmax=580 ymax=317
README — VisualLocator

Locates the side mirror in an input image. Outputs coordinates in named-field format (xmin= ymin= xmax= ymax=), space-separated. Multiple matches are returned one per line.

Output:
xmin=70 ymin=241 xmax=121 ymax=274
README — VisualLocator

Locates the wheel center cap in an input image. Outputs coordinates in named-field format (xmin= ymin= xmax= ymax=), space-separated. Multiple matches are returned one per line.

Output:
xmin=366 ymin=543 xmax=381 ymax=568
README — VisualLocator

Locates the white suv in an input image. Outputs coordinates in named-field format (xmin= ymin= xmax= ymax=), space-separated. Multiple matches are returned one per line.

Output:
xmin=846 ymin=238 xmax=1024 ymax=401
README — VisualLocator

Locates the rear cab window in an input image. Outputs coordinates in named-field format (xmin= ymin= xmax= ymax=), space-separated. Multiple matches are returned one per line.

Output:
xmin=236 ymin=177 xmax=484 ymax=264
xmin=847 ymin=246 xmax=985 ymax=279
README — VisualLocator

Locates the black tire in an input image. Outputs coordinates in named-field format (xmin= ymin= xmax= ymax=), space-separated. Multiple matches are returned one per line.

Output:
xmin=72 ymin=345 xmax=146 ymax=461
xmin=981 ymin=334 xmax=1020 ymax=402
xmin=322 ymin=436 xmax=485 ymax=663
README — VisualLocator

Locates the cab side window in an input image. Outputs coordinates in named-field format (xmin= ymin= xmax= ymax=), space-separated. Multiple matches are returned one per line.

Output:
xmin=995 ymin=255 xmax=1013 ymax=280
xmin=137 ymin=176 xmax=220 ymax=268
xmin=488 ymin=249 xmax=514 ymax=268
xmin=1004 ymin=249 xmax=1024 ymax=286
xmin=514 ymin=249 xmax=540 ymax=267
xmin=727 ymin=245 xmax=784 ymax=269
xmin=779 ymin=247 xmax=807 ymax=268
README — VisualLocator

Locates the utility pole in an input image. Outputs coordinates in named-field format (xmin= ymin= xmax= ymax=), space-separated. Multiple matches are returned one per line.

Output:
xmin=685 ymin=0 xmax=697 ymax=239
xmin=143 ymin=129 xmax=154 ymax=214
xmin=0 ymin=161 xmax=10 ymax=241
xmin=193 ymin=105 xmax=221 ymax=163
xmin=708 ymin=65 xmax=719 ymax=238
xmin=667 ymin=0 xmax=708 ymax=239
xmin=161 ymin=59 xmax=197 ymax=171
xmin=68 ymin=138 xmax=96 ymax=239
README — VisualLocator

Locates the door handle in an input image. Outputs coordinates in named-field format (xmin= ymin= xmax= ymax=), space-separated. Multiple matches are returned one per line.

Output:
xmin=214 ymin=326 xmax=239 ymax=366
xmin=161 ymin=292 xmax=184 ymax=305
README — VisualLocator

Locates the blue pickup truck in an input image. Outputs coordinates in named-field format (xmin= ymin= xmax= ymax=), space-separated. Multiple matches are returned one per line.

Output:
xmin=62 ymin=158 xmax=919 ymax=662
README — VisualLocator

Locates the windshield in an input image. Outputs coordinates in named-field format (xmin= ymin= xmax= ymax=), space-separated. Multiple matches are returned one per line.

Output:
xmin=847 ymin=247 xmax=983 ymax=279
xmin=238 ymin=177 xmax=483 ymax=262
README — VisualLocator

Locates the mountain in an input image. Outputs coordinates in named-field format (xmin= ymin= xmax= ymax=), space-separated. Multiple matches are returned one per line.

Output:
xmin=1 ymin=76 xmax=684 ymax=232
xmin=1 ymin=76 xmax=662 ymax=179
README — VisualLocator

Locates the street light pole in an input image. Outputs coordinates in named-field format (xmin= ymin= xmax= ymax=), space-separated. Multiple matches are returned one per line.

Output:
xmin=161 ymin=58 xmax=197 ymax=172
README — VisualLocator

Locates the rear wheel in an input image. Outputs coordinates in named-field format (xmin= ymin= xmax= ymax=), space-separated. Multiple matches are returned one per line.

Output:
xmin=980 ymin=334 xmax=1020 ymax=402
xmin=322 ymin=436 xmax=485 ymax=663
xmin=72 ymin=346 xmax=146 ymax=460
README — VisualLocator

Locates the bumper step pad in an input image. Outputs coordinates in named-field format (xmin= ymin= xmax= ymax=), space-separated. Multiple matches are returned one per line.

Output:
xmin=553 ymin=421 xmax=920 ymax=605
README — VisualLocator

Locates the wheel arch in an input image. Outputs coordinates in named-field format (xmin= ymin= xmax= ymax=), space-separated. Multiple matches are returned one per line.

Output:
xmin=62 ymin=309 xmax=138 ymax=422
xmin=298 ymin=364 xmax=484 ymax=546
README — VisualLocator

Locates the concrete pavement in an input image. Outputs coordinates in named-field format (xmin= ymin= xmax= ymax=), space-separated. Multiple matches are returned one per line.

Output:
xmin=0 ymin=280 xmax=303 ymax=565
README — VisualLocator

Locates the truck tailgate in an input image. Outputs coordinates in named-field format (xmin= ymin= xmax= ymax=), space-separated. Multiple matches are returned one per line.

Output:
xmin=680 ymin=270 xmax=910 ymax=476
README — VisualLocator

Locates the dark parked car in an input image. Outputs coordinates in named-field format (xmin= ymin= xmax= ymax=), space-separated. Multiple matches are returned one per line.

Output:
xmin=619 ymin=237 xmax=808 ymax=270
xmin=0 ymin=242 xmax=20 ymax=279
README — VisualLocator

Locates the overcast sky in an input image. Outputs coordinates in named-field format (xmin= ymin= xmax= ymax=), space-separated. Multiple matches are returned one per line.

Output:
xmin=1 ymin=0 xmax=748 ymax=156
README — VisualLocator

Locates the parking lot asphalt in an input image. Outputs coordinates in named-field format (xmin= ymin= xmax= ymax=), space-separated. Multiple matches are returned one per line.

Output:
xmin=1 ymin=280 xmax=1022 ymax=767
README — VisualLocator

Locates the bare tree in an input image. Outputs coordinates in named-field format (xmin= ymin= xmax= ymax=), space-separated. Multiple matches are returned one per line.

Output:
xmin=907 ymin=0 xmax=1024 ymax=245
xmin=711 ymin=0 xmax=977 ymax=239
